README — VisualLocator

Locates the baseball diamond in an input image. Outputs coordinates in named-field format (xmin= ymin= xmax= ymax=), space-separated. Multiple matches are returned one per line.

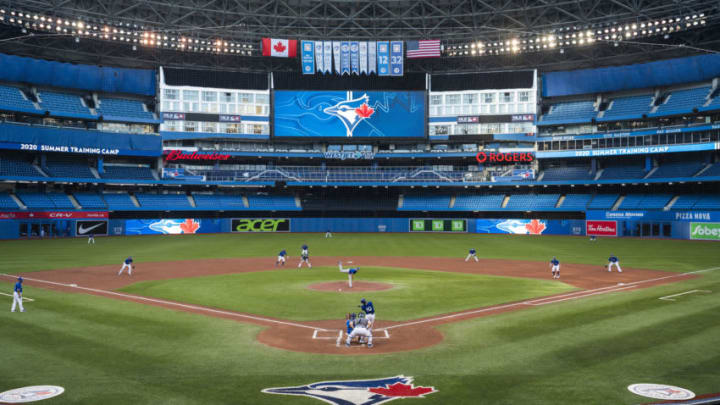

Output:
xmin=2 ymin=2 xmax=720 ymax=403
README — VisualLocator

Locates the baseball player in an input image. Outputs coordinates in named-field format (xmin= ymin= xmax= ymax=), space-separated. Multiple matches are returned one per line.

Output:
xmin=338 ymin=261 xmax=358 ymax=288
xmin=298 ymin=244 xmax=311 ymax=268
xmin=276 ymin=250 xmax=287 ymax=267
xmin=465 ymin=248 xmax=479 ymax=262
xmin=88 ymin=233 xmax=95 ymax=244
xmin=325 ymin=229 xmax=332 ymax=238
xmin=550 ymin=256 xmax=560 ymax=279
xmin=608 ymin=254 xmax=622 ymax=272
xmin=345 ymin=313 xmax=373 ymax=348
xmin=118 ymin=256 xmax=134 ymax=276
xmin=359 ymin=298 xmax=376 ymax=329
xmin=10 ymin=276 xmax=25 ymax=312
xmin=345 ymin=313 xmax=357 ymax=343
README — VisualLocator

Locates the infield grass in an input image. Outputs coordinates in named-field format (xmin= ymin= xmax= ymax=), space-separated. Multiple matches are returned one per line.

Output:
xmin=118 ymin=266 xmax=576 ymax=321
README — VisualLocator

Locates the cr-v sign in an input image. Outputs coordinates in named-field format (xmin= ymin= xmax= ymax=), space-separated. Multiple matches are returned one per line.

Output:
xmin=690 ymin=222 xmax=720 ymax=240
xmin=232 ymin=218 xmax=290 ymax=232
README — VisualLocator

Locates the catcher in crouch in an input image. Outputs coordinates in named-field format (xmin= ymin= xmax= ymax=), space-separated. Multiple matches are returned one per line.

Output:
xmin=345 ymin=312 xmax=373 ymax=348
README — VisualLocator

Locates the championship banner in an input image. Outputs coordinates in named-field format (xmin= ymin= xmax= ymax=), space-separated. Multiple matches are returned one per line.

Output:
xmin=390 ymin=41 xmax=404 ymax=76
xmin=323 ymin=41 xmax=332 ymax=74
xmin=314 ymin=41 xmax=324 ymax=73
xmin=340 ymin=42 xmax=351 ymax=75
xmin=377 ymin=41 xmax=390 ymax=76
xmin=359 ymin=41 xmax=368 ymax=74
xmin=333 ymin=41 xmax=341 ymax=74
xmin=232 ymin=218 xmax=290 ymax=232
xmin=301 ymin=40 xmax=315 ymax=74
xmin=350 ymin=41 xmax=359 ymax=75
xmin=368 ymin=41 xmax=377 ymax=74
xmin=76 ymin=220 xmax=108 ymax=236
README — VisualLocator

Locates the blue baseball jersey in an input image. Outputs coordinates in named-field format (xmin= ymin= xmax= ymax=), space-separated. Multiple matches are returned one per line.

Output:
xmin=469 ymin=249 xmax=476 ymax=254
xmin=349 ymin=268 xmax=358 ymax=275
xmin=302 ymin=245 xmax=308 ymax=250
xmin=14 ymin=282 xmax=22 ymax=293
xmin=609 ymin=256 xmax=618 ymax=262
xmin=346 ymin=320 xmax=354 ymax=334
xmin=361 ymin=301 xmax=375 ymax=314
xmin=279 ymin=250 xmax=287 ymax=257
xmin=124 ymin=257 xmax=133 ymax=264
xmin=551 ymin=258 xmax=559 ymax=266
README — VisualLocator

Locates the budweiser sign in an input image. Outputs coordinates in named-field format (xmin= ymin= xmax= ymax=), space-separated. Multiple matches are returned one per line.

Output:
xmin=586 ymin=220 xmax=617 ymax=237
xmin=476 ymin=152 xmax=534 ymax=164
xmin=164 ymin=150 xmax=231 ymax=162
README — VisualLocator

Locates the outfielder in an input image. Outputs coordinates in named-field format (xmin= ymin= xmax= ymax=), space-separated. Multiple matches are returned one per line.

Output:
xmin=118 ymin=256 xmax=134 ymax=276
xmin=359 ymin=298 xmax=376 ymax=329
xmin=345 ymin=313 xmax=373 ymax=348
xmin=87 ymin=233 xmax=95 ymax=244
xmin=550 ymin=256 xmax=560 ymax=279
xmin=465 ymin=248 xmax=479 ymax=262
xmin=10 ymin=276 xmax=25 ymax=312
xmin=338 ymin=261 xmax=358 ymax=288
xmin=276 ymin=250 xmax=287 ymax=267
xmin=298 ymin=244 xmax=311 ymax=268
xmin=608 ymin=254 xmax=622 ymax=272
xmin=325 ymin=229 xmax=332 ymax=238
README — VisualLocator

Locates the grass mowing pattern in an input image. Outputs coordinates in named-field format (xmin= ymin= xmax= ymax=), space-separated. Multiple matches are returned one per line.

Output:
xmin=118 ymin=266 xmax=576 ymax=321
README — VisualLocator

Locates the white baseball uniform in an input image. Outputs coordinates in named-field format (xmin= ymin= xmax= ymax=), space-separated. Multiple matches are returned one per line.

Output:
xmin=11 ymin=291 xmax=24 ymax=312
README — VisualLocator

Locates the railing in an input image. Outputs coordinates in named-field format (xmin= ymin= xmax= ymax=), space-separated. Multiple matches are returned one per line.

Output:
xmin=192 ymin=166 xmax=473 ymax=183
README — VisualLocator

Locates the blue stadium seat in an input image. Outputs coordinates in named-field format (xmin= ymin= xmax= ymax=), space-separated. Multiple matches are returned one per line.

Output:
xmin=599 ymin=165 xmax=646 ymax=180
xmin=15 ymin=191 xmax=69 ymax=210
xmin=504 ymin=194 xmax=560 ymax=211
xmin=691 ymin=195 xmax=720 ymax=210
xmin=650 ymin=86 xmax=711 ymax=117
xmin=96 ymin=98 xmax=156 ymax=122
xmin=400 ymin=194 xmax=451 ymax=211
xmin=136 ymin=193 xmax=192 ymax=210
xmin=37 ymin=90 xmax=95 ymax=119
xmin=539 ymin=100 xmax=596 ymax=125
xmin=103 ymin=193 xmax=137 ymax=210
xmin=648 ymin=162 xmax=705 ymax=179
xmin=73 ymin=193 xmax=107 ymax=209
xmin=193 ymin=194 xmax=247 ymax=210
xmin=0 ymin=193 xmax=20 ymax=210
xmin=587 ymin=194 xmax=619 ymax=209
xmin=542 ymin=166 xmax=594 ymax=181
xmin=101 ymin=166 xmax=155 ymax=180
xmin=451 ymin=194 xmax=504 ymax=211
xmin=0 ymin=156 xmax=44 ymax=178
xmin=45 ymin=159 xmax=96 ymax=179
xmin=618 ymin=194 xmax=672 ymax=210
xmin=559 ymin=194 xmax=592 ymax=210
xmin=700 ymin=93 xmax=720 ymax=112
xmin=0 ymin=85 xmax=39 ymax=114
xmin=599 ymin=94 xmax=653 ymax=121
xmin=671 ymin=195 xmax=700 ymax=210
xmin=697 ymin=162 xmax=720 ymax=178
xmin=246 ymin=195 xmax=299 ymax=210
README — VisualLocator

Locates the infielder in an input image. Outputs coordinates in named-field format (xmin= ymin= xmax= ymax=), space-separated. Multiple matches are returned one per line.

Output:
xmin=88 ymin=233 xmax=95 ymax=244
xmin=298 ymin=244 xmax=311 ymax=268
xmin=338 ymin=261 xmax=358 ymax=288
xmin=118 ymin=256 xmax=134 ymax=276
xmin=608 ymin=254 xmax=622 ymax=272
xmin=359 ymin=298 xmax=376 ymax=329
xmin=550 ymin=256 xmax=560 ymax=279
xmin=345 ymin=313 xmax=373 ymax=348
xmin=465 ymin=248 xmax=479 ymax=262
xmin=10 ymin=276 xmax=25 ymax=312
xmin=276 ymin=250 xmax=287 ymax=267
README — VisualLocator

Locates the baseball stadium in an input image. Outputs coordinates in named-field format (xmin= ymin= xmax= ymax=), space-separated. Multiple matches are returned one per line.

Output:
xmin=1 ymin=0 xmax=720 ymax=404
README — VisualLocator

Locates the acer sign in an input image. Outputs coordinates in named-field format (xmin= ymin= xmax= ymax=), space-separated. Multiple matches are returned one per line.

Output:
xmin=586 ymin=220 xmax=618 ymax=237
xmin=164 ymin=150 xmax=231 ymax=162
xmin=476 ymin=152 xmax=535 ymax=164
xmin=232 ymin=218 xmax=290 ymax=232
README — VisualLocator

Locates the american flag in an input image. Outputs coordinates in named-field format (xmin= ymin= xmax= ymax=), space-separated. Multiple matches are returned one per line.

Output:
xmin=406 ymin=40 xmax=441 ymax=58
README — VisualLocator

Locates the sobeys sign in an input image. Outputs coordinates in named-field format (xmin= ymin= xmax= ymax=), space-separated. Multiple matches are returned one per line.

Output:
xmin=690 ymin=222 xmax=720 ymax=240
xmin=232 ymin=218 xmax=290 ymax=232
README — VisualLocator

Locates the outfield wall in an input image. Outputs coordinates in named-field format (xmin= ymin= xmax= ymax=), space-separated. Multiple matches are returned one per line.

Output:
xmin=0 ymin=215 xmax=718 ymax=240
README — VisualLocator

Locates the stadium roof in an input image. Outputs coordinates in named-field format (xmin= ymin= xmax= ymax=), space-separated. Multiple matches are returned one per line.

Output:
xmin=0 ymin=0 xmax=719 ymax=72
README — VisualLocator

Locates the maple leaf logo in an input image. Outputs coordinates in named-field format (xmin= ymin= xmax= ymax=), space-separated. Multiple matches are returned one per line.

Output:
xmin=273 ymin=41 xmax=286 ymax=53
xmin=355 ymin=103 xmax=375 ymax=118
xmin=179 ymin=219 xmax=200 ymax=234
xmin=525 ymin=219 xmax=546 ymax=235
xmin=369 ymin=382 xmax=436 ymax=397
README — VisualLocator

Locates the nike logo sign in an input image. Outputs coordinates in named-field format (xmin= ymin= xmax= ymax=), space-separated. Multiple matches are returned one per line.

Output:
xmin=78 ymin=222 xmax=105 ymax=234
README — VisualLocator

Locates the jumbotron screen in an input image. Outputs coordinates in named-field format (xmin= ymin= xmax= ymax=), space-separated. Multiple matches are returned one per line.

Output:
xmin=273 ymin=90 xmax=425 ymax=138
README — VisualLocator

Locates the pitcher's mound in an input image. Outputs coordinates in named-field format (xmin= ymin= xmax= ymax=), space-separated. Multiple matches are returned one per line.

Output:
xmin=308 ymin=281 xmax=394 ymax=292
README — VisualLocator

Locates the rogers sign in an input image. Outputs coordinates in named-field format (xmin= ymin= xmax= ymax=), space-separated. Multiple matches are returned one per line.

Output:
xmin=476 ymin=151 xmax=535 ymax=164
xmin=586 ymin=220 xmax=617 ymax=237
xmin=164 ymin=150 xmax=231 ymax=162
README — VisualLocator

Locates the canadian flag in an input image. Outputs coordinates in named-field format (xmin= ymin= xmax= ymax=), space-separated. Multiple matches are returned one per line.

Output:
xmin=261 ymin=38 xmax=297 ymax=57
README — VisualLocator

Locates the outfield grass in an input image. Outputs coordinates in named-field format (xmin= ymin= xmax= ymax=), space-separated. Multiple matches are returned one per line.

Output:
xmin=2 ymin=234 xmax=720 ymax=404
xmin=1 ymin=232 xmax=719 ymax=273
xmin=119 ymin=266 xmax=575 ymax=321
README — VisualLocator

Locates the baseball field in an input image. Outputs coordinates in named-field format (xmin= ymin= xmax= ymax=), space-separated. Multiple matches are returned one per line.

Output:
xmin=1 ymin=233 xmax=719 ymax=404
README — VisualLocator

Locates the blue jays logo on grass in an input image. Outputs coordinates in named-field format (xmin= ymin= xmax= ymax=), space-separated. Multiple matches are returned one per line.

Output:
xmin=323 ymin=93 xmax=375 ymax=137
xmin=262 ymin=375 xmax=437 ymax=405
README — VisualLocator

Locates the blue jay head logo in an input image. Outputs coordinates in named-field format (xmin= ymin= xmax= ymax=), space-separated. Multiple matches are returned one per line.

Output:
xmin=262 ymin=375 xmax=437 ymax=405
xmin=323 ymin=93 xmax=375 ymax=137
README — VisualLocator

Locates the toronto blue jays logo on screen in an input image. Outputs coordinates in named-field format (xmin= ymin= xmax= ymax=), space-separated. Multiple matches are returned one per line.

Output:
xmin=274 ymin=91 xmax=425 ymax=138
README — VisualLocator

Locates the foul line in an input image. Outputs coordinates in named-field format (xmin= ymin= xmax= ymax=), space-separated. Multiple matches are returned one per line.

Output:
xmin=0 ymin=273 xmax=326 ymax=332
xmin=0 ymin=292 xmax=34 ymax=302
xmin=336 ymin=330 xmax=342 ymax=347
xmin=659 ymin=289 xmax=712 ymax=301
